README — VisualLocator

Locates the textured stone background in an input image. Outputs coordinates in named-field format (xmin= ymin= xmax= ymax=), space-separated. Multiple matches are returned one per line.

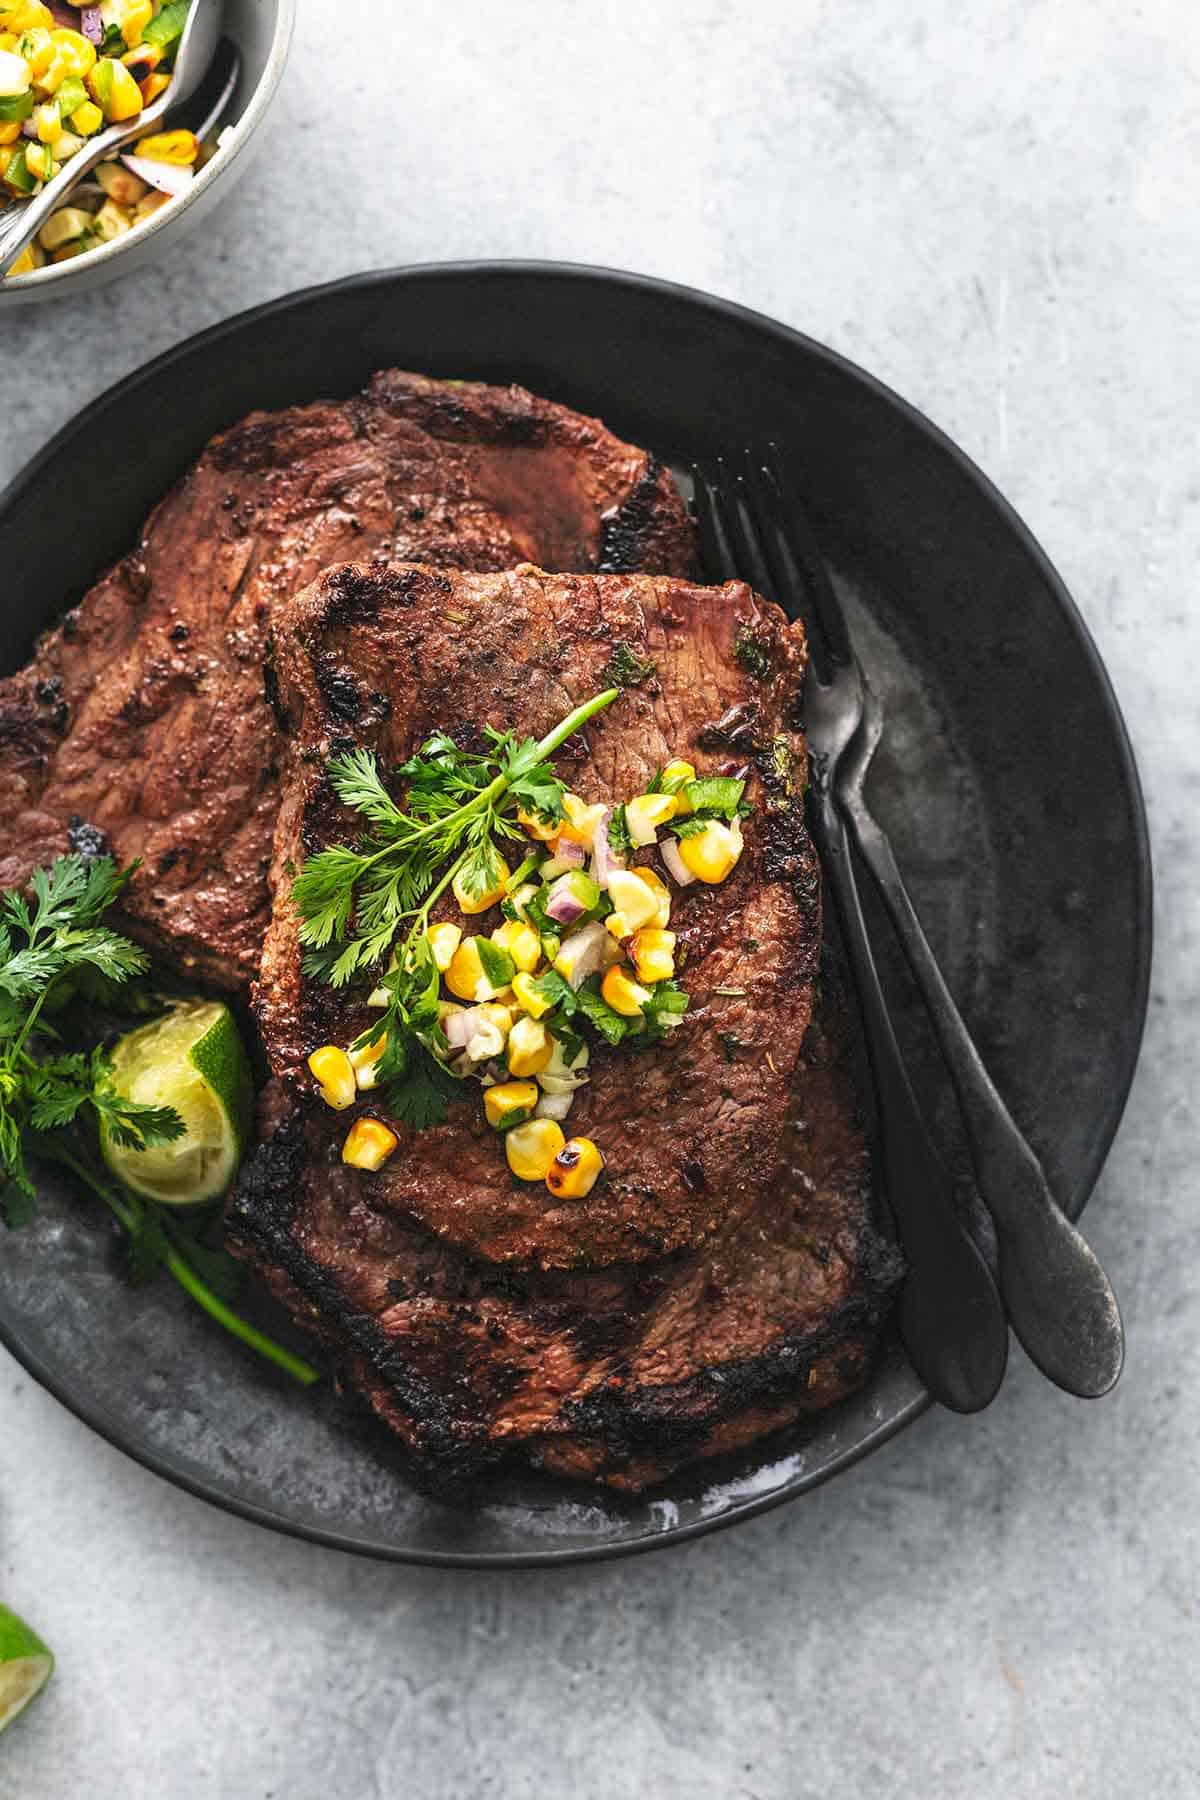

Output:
xmin=3 ymin=2 xmax=1198 ymax=1794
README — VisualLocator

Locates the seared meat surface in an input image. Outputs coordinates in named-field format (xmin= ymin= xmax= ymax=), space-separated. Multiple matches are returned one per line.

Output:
xmin=0 ymin=372 xmax=692 ymax=990
xmin=230 ymin=564 xmax=901 ymax=1486
xmin=255 ymin=564 xmax=820 ymax=1270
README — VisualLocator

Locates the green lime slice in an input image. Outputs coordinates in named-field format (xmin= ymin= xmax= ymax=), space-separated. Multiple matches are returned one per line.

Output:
xmin=100 ymin=1000 xmax=254 ymax=1207
xmin=0 ymin=1606 xmax=53 ymax=1736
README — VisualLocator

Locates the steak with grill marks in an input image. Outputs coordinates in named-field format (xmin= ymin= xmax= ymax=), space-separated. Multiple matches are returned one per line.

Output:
xmin=0 ymin=371 xmax=692 ymax=990
xmin=253 ymin=564 xmax=821 ymax=1271
xmin=228 ymin=564 xmax=902 ymax=1486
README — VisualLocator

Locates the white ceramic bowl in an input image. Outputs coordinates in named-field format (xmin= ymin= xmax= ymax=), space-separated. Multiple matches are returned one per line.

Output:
xmin=0 ymin=0 xmax=293 ymax=308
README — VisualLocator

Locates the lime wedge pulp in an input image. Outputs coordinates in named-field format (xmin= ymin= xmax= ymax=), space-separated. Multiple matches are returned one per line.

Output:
xmin=100 ymin=999 xmax=254 ymax=1206
xmin=0 ymin=1606 xmax=53 ymax=1736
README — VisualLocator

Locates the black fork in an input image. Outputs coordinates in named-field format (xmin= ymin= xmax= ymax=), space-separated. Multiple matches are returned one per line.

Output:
xmin=693 ymin=454 xmax=1009 ymax=1413
xmin=696 ymin=449 xmax=1124 ymax=1401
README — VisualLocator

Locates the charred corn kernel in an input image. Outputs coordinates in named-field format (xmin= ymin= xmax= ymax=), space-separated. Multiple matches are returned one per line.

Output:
xmin=601 ymin=964 xmax=652 ymax=1017
xmin=483 ymin=1079 xmax=539 ymax=1130
xmin=425 ymin=920 xmax=462 ymax=973
xmin=678 ymin=819 xmax=744 ymax=884
xmin=546 ymin=1136 xmax=605 ymax=1200
xmin=452 ymin=853 xmax=509 ymax=915
xmin=0 ymin=46 xmax=28 ymax=94
xmin=50 ymin=29 xmax=96 ymax=78
xmin=348 ymin=1033 xmax=387 ymax=1091
xmin=122 ymin=40 xmax=163 ymax=74
xmin=507 ymin=1014 xmax=552 ymax=1078
xmin=505 ymin=1117 xmax=565 ymax=1182
xmin=138 ymin=67 xmax=170 ymax=104
xmin=560 ymin=792 xmax=606 ymax=844
xmin=18 ymin=27 xmax=52 ymax=78
xmin=491 ymin=919 xmax=541 ymax=974
xmin=23 ymin=138 xmax=52 ymax=180
xmin=134 ymin=127 xmax=196 ymax=165
xmin=308 ymin=1045 xmax=357 ymax=1111
xmin=446 ymin=937 xmax=503 ymax=1004
xmin=86 ymin=55 xmax=142 ymax=121
xmin=5 ymin=238 xmax=42 ymax=273
xmin=33 ymin=97 xmax=59 ymax=142
xmin=626 ymin=792 xmax=678 ymax=844
xmin=69 ymin=97 xmax=102 ymax=133
xmin=0 ymin=117 xmax=19 ymax=143
xmin=342 ymin=1117 xmax=399 ymax=1171
xmin=630 ymin=928 xmax=676 ymax=984
xmin=91 ymin=196 xmax=132 ymax=240
xmin=606 ymin=869 xmax=659 ymax=932
xmin=511 ymin=970 xmax=552 ymax=1020
xmin=517 ymin=804 xmax=558 ymax=842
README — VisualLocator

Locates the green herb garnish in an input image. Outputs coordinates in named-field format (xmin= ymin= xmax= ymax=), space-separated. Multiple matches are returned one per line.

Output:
xmin=0 ymin=855 xmax=317 ymax=1386
xmin=734 ymin=624 xmax=774 ymax=680
xmin=684 ymin=776 xmax=745 ymax=817
xmin=601 ymin=642 xmax=656 ymax=688
xmin=607 ymin=803 xmax=633 ymax=857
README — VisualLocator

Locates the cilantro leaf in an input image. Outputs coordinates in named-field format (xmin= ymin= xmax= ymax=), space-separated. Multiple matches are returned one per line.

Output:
xmin=528 ymin=968 xmax=577 ymax=1016
xmin=576 ymin=981 xmax=631 ymax=1046
xmin=383 ymin=1048 xmax=462 ymax=1130
xmin=607 ymin=804 xmax=632 ymax=857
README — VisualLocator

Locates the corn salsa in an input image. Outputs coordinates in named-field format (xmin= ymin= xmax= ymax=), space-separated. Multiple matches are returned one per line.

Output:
xmin=0 ymin=1 xmax=202 ymax=276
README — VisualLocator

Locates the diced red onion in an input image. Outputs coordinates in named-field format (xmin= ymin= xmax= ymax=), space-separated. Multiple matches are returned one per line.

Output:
xmin=660 ymin=838 xmax=696 ymax=887
xmin=80 ymin=7 xmax=103 ymax=44
xmin=540 ymin=839 xmax=587 ymax=880
xmin=589 ymin=807 xmax=623 ymax=888
xmin=545 ymin=876 xmax=588 ymax=926
xmin=21 ymin=118 xmax=37 ymax=138
xmin=120 ymin=154 xmax=194 ymax=197
xmin=442 ymin=1009 xmax=475 ymax=1052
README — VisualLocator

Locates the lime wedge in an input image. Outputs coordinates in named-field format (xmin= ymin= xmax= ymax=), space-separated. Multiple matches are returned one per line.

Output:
xmin=100 ymin=1000 xmax=254 ymax=1206
xmin=0 ymin=1606 xmax=53 ymax=1736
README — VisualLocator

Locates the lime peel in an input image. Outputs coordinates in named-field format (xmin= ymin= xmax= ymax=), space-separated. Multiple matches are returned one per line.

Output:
xmin=0 ymin=1605 xmax=53 ymax=1736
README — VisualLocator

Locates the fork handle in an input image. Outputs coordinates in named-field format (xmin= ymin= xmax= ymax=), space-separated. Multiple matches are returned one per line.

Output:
xmin=811 ymin=789 xmax=1009 ymax=1411
xmin=841 ymin=796 xmax=1124 ymax=1397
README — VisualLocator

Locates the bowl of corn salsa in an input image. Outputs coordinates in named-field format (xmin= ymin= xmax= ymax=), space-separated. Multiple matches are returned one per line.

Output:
xmin=0 ymin=0 xmax=293 ymax=302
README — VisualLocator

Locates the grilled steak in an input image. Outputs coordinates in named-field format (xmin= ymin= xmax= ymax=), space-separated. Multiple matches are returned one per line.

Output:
xmin=229 ymin=563 xmax=901 ymax=1485
xmin=254 ymin=564 xmax=821 ymax=1270
xmin=228 ymin=982 xmax=901 ymax=1490
xmin=0 ymin=372 xmax=692 ymax=990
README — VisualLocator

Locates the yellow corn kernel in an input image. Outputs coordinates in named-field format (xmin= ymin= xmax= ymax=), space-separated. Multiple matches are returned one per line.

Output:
xmin=483 ymin=1080 xmax=539 ymax=1130
xmin=638 ymin=865 xmax=672 ymax=928
xmin=6 ymin=3 xmax=52 ymax=28
xmin=0 ymin=118 xmax=19 ymax=144
xmin=445 ymin=937 xmax=503 ymax=1003
xmin=606 ymin=869 xmax=660 ymax=932
xmin=546 ymin=1136 xmax=605 ymax=1200
xmin=23 ymin=138 xmax=53 ymax=180
xmin=342 ymin=1117 xmax=399 ymax=1172
xmin=133 ymin=127 xmax=196 ymax=165
xmin=630 ymin=928 xmax=676 ymax=985
xmin=348 ymin=1033 xmax=387 ymax=1092
xmin=625 ymin=792 xmax=678 ymax=844
xmin=50 ymin=28 xmax=96 ymax=78
xmin=559 ymin=792 xmax=606 ymax=844
xmin=5 ymin=238 xmax=43 ymax=274
xmin=452 ymin=852 xmax=509 ymax=915
xmin=659 ymin=759 xmax=697 ymax=812
xmin=511 ymin=970 xmax=552 ymax=1019
xmin=110 ymin=0 xmax=154 ymax=48
xmin=33 ymin=98 xmax=60 ymax=142
xmin=491 ymin=919 xmax=541 ymax=974
xmin=308 ymin=1046 xmax=357 ymax=1111
xmin=91 ymin=196 xmax=133 ymax=240
xmin=37 ymin=205 xmax=93 ymax=249
xmin=95 ymin=157 xmax=146 ymax=204
xmin=425 ymin=920 xmax=462 ymax=973
xmin=138 ymin=68 xmax=169 ymax=104
xmin=517 ymin=804 xmax=558 ymax=842
xmin=505 ymin=1117 xmax=565 ymax=1182
xmin=69 ymin=98 xmax=102 ymax=134
xmin=18 ymin=26 xmax=52 ymax=78
xmin=507 ymin=1015 xmax=552 ymax=1078
xmin=0 ymin=34 xmax=12 ymax=52
xmin=678 ymin=820 xmax=744 ymax=884
xmin=122 ymin=41 xmax=163 ymax=75
xmin=86 ymin=54 xmax=142 ymax=122
xmin=601 ymin=965 xmax=652 ymax=1018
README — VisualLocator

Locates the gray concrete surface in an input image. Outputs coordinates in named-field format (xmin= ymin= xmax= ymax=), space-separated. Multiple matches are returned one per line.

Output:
xmin=3 ymin=2 xmax=1198 ymax=1794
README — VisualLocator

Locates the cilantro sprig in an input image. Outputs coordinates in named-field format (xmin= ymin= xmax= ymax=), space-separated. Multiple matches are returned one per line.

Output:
xmin=294 ymin=689 xmax=620 ymax=989
xmin=0 ymin=854 xmax=317 ymax=1387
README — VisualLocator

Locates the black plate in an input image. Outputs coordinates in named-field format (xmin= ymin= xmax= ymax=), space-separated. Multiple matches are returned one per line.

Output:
xmin=0 ymin=264 xmax=1151 ymax=1566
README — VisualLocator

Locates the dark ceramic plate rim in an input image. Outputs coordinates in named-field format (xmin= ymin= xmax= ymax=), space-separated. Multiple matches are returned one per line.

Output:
xmin=0 ymin=262 xmax=1153 ymax=1568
